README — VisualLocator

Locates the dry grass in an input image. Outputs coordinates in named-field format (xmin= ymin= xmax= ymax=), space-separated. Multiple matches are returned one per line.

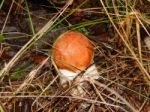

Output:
xmin=0 ymin=0 xmax=150 ymax=111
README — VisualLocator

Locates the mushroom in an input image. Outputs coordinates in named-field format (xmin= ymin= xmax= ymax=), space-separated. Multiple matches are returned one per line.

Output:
xmin=52 ymin=31 xmax=99 ymax=95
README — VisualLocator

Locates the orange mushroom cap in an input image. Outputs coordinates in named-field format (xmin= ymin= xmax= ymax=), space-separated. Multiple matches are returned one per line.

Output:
xmin=52 ymin=31 xmax=94 ymax=73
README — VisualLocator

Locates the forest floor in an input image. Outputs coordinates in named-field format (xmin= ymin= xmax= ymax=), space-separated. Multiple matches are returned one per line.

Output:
xmin=0 ymin=0 xmax=150 ymax=112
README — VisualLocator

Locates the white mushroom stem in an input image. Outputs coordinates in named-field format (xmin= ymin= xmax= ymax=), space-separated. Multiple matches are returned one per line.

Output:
xmin=58 ymin=64 xmax=99 ymax=84
xmin=58 ymin=64 xmax=99 ymax=96
xmin=144 ymin=36 xmax=150 ymax=50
